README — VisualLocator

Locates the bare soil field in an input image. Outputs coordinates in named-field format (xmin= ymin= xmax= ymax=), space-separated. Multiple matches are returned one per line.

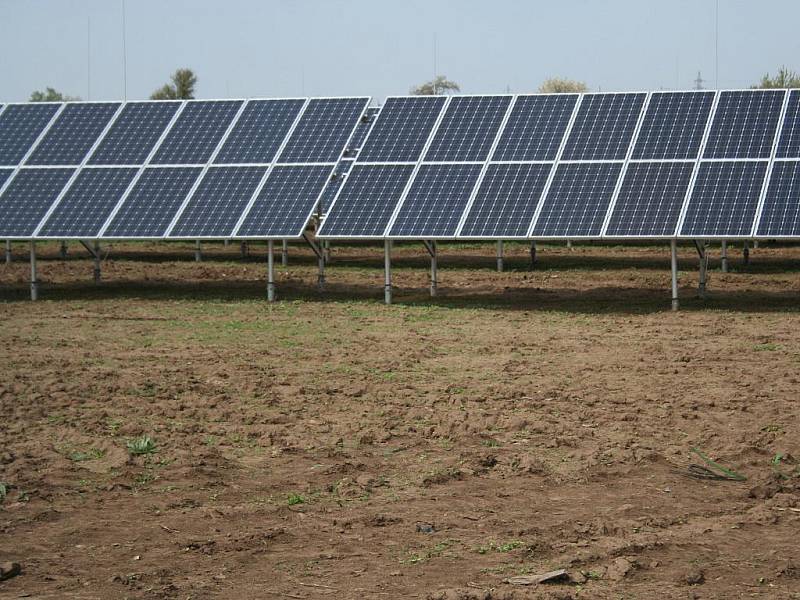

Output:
xmin=1 ymin=241 xmax=799 ymax=599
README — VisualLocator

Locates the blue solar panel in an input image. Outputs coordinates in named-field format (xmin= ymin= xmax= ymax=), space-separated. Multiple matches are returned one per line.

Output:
xmin=0 ymin=104 xmax=61 ymax=166
xmin=605 ymin=162 xmax=694 ymax=236
xmin=492 ymin=94 xmax=578 ymax=161
xmin=319 ymin=160 xmax=352 ymax=214
xmin=532 ymin=162 xmax=622 ymax=237
xmin=169 ymin=166 xmax=267 ymax=237
xmin=632 ymin=92 xmax=714 ymax=160
xmin=0 ymin=169 xmax=13 ymax=188
xmin=561 ymin=93 xmax=646 ymax=161
xmin=703 ymin=91 xmax=784 ymax=159
xmin=459 ymin=163 xmax=551 ymax=238
xmin=756 ymin=161 xmax=800 ymax=237
xmin=0 ymin=168 xmax=74 ymax=237
xmin=318 ymin=164 xmax=415 ymax=237
xmin=680 ymin=161 xmax=768 ymax=237
xmin=214 ymin=99 xmax=305 ymax=164
xmin=342 ymin=107 xmax=380 ymax=158
xmin=152 ymin=100 xmax=243 ymax=165
xmin=389 ymin=164 xmax=482 ymax=238
xmin=37 ymin=168 xmax=138 ymax=237
xmin=88 ymin=102 xmax=180 ymax=165
xmin=423 ymin=96 xmax=511 ymax=162
xmin=277 ymin=97 xmax=368 ymax=163
xmin=103 ymin=167 xmax=201 ymax=238
xmin=776 ymin=90 xmax=800 ymax=159
xmin=26 ymin=103 xmax=120 ymax=166
xmin=237 ymin=165 xmax=331 ymax=237
xmin=357 ymin=97 xmax=446 ymax=163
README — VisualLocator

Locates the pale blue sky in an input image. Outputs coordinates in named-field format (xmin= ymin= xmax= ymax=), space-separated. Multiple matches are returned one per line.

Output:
xmin=1 ymin=0 xmax=798 ymax=103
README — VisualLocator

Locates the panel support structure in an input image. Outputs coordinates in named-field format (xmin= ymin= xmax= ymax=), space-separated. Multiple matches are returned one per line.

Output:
xmin=423 ymin=240 xmax=437 ymax=297
xmin=670 ymin=240 xmax=679 ymax=311
xmin=694 ymin=240 xmax=708 ymax=298
xmin=267 ymin=239 xmax=275 ymax=302
xmin=93 ymin=241 xmax=101 ymax=283
xmin=60 ymin=241 xmax=68 ymax=260
xmin=384 ymin=239 xmax=392 ymax=305
xmin=30 ymin=242 xmax=38 ymax=301
xmin=195 ymin=240 xmax=202 ymax=262
xmin=496 ymin=240 xmax=504 ymax=272
xmin=282 ymin=239 xmax=288 ymax=266
xmin=5 ymin=241 xmax=10 ymax=265
xmin=743 ymin=241 xmax=750 ymax=266
xmin=721 ymin=241 xmax=728 ymax=273
xmin=530 ymin=241 xmax=537 ymax=271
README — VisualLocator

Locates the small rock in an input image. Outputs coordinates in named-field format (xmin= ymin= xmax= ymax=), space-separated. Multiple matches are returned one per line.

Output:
xmin=605 ymin=557 xmax=634 ymax=581
xmin=683 ymin=566 xmax=705 ymax=585
xmin=416 ymin=522 xmax=435 ymax=534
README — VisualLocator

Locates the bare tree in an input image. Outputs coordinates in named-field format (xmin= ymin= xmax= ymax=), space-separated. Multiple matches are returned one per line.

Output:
xmin=150 ymin=68 xmax=198 ymax=100
xmin=538 ymin=77 xmax=589 ymax=93
xmin=410 ymin=75 xmax=460 ymax=96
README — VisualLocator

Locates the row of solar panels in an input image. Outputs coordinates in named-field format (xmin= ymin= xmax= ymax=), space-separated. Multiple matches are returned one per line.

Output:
xmin=1 ymin=90 xmax=799 ymax=241
xmin=320 ymin=90 xmax=800 ymax=240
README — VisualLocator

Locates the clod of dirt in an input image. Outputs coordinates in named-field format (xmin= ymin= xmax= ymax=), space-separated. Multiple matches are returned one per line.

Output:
xmin=682 ymin=566 xmax=705 ymax=585
xmin=416 ymin=521 xmax=435 ymax=533
xmin=0 ymin=562 xmax=21 ymax=582
xmin=605 ymin=557 xmax=635 ymax=581
xmin=777 ymin=559 xmax=800 ymax=579
xmin=748 ymin=476 xmax=783 ymax=500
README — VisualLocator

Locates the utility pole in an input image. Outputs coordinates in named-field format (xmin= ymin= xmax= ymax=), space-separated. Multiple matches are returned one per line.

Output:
xmin=694 ymin=71 xmax=705 ymax=90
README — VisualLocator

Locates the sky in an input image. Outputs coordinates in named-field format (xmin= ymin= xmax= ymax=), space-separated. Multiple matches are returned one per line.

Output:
xmin=0 ymin=0 xmax=798 ymax=104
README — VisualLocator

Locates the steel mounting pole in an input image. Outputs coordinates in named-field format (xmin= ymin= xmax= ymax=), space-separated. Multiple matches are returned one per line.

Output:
xmin=60 ymin=240 xmax=68 ymax=260
xmin=742 ymin=241 xmax=750 ymax=266
xmin=430 ymin=240 xmax=437 ymax=297
xmin=530 ymin=241 xmax=537 ymax=270
xmin=496 ymin=240 xmax=504 ymax=272
xmin=93 ymin=241 xmax=101 ymax=283
xmin=30 ymin=241 xmax=38 ymax=301
xmin=5 ymin=240 xmax=10 ymax=264
xmin=384 ymin=239 xmax=392 ymax=305
xmin=671 ymin=240 xmax=679 ymax=311
xmin=267 ymin=239 xmax=275 ymax=302
xmin=721 ymin=240 xmax=728 ymax=272
xmin=194 ymin=240 xmax=202 ymax=262
xmin=281 ymin=239 xmax=288 ymax=266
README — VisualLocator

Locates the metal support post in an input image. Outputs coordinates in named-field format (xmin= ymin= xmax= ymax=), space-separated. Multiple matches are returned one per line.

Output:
xmin=267 ymin=240 xmax=275 ymax=302
xmin=60 ymin=241 xmax=68 ymax=260
xmin=384 ymin=239 xmax=392 ymax=305
xmin=93 ymin=241 xmax=101 ymax=283
xmin=317 ymin=253 xmax=325 ymax=290
xmin=696 ymin=241 xmax=708 ymax=298
xmin=721 ymin=240 xmax=728 ymax=273
xmin=195 ymin=240 xmax=202 ymax=262
xmin=30 ymin=242 xmax=38 ymax=301
xmin=5 ymin=240 xmax=11 ymax=264
xmin=670 ymin=240 xmax=679 ymax=311
xmin=529 ymin=241 xmax=537 ymax=270
xmin=754 ymin=240 xmax=759 ymax=249
xmin=567 ymin=239 xmax=572 ymax=250
xmin=281 ymin=239 xmax=288 ymax=267
xmin=323 ymin=240 xmax=330 ymax=264
xmin=496 ymin=240 xmax=504 ymax=272
xmin=430 ymin=241 xmax=437 ymax=297
xmin=743 ymin=241 xmax=750 ymax=266
xmin=240 ymin=240 xmax=249 ymax=259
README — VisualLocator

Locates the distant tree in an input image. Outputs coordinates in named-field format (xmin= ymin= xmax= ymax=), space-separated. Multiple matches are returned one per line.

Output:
xmin=753 ymin=66 xmax=800 ymax=89
xmin=29 ymin=87 xmax=81 ymax=102
xmin=538 ymin=77 xmax=589 ymax=93
xmin=150 ymin=68 xmax=197 ymax=100
xmin=410 ymin=75 xmax=460 ymax=95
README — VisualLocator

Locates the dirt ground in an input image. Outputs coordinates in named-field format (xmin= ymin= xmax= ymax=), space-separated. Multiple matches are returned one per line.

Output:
xmin=1 ymin=241 xmax=799 ymax=599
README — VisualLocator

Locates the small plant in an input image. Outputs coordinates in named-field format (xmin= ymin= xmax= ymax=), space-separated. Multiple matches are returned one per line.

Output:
xmin=127 ymin=436 xmax=156 ymax=456
xmin=0 ymin=482 xmax=7 ymax=503
xmin=69 ymin=448 xmax=105 ymax=462
xmin=754 ymin=343 xmax=781 ymax=352
xmin=476 ymin=540 xmax=525 ymax=554
xmin=287 ymin=493 xmax=305 ymax=506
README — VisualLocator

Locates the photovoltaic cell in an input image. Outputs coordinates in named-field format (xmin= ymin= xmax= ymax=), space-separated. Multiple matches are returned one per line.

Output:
xmin=756 ymin=161 xmax=800 ymax=237
xmin=0 ymin=168 xmax=74 ymax=237
xmin=561 ymin=93 xmax=646 ymax=160
xmin=0 ymin=169 xmax=13 ymax=188
xmin=214 ymin=99 xmax=305 ymax=164
xmin=152 ymin=100 xmax=243 ymax=165
xmin=103 ymin=167 xmax=201 ymax=238
xmin=0 ymin=103 xmax=61 ymax=165
xmin=319 ymin=160 xmax=353 ymax=214
xmin=318 ymin=164 xmax=414 ymax=237
xmin=423 ymin=96 xmax=511 ymax=162
xmin=237 ymin=165 xmax=331 ymax=237
xmin=632 ymin=92 xmax=714 ymax=160
xmin=460 ymin=163 xmax=551 ymax=237
xmin=703 ymin=90 xmax=784 ymax=159
xmin=776 ymin=90 xmax=800 ymax=158
xmin=357 ymin=97 xmax=446 ymax=163
xmin=605 ymin=162 xmax=694 ymax=236
xmin=88 ymin=102 xmax=180 ymax=165
xmin=277 ymin=97 xmax=368 ymax=163
xmin=389 ymin=164 xmax=482 ymax=238
xmin=169 ymin=166 xmax=266 ymax=237
xmin=26 ymin=103 xmax=120 ymax=166
xmin=37 ymin=168 xmax=138 ymax=237
xmin=492 ymin=94 xmax=578 ymax=161
xmin=680 ymin=161 xmax=768 ymax=236
xmin=532 ymin=162 xmax=622 ymax=237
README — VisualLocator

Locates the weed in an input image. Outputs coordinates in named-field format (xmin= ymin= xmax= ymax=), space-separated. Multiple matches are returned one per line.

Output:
xmin=401 ymin=539 xmax=458 ymax=564
xmin=481 ymin=439 xmax=501 ymax=448
xmin=287 ymin=493 xmax=305 ymax=506
xmin=754 ymin=343 xmax=781 ymax=352
xmin=68 ymin=448 xmax=106 ymax=462
xmin=476 ymin=540 xmax=525 ymax=554
xmin=127 ymin=436 xmax=156 ymax=456
xmin=0 ymin=482 xmax=7 ymax=503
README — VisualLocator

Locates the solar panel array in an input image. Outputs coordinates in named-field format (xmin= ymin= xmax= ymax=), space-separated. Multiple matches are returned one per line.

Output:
xmin=0 ymin=96 xmax=369 ymax=240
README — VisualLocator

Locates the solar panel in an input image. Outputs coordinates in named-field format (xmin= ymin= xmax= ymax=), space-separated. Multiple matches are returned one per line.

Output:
xmin=561 ymin=93 xmax=646 ymax=161
xmin=776 ymin=90 xmax=800 ymax=159
xmin=605 ymin=162 xmax=694 ymax=237
xmin=88 ymin=101 xmax=180 ymax=165
xmin=102 ymin=167 xmax=202 ymax=238
xmin=532 ymin=162 xmax=622 ymax=237
xmin=342 ymin=106 xmax=380 ymax=158
xmin=214 ymin=99 xmax=305 ymax=164
xmin=632 ymin=91 xmax=714 ymax=160
xmin=169 ymin=166 xmax=267 ymax=237
xmin=26 ymin=103 xmax=120 ymax=166
xmin=0 ymin=169 xmax=13 ymax=188
xmin=319 ymin=160 xmax=353 ymax=214
xmin=357 ymin=96 xmax=446 ymax=163
xmin=389 ymin=164 xmax=482 ymax=238
xmin=277 ymin=97 xmax=368 ymax=163
xmin=37 ymin=168 xmax=138 ymax=237
xmin=0 ymin=168 xmax=74 ymax=237
xmin=492 ymin=94 xmax=578 ymax=161
xmin=236 ymin=165 xmax=331 ymax=237
xmin=0 ymin=103 xmax=61 ymax=166
xmin=703 ymin=90 xmax=784 ymax=159
xmin=151 ymin=100 xmax=243 ymax=165
xmin=680 ymin=161 xmax=768 ymax=237
xmin=756 ymin=161 xmax=800 ymax=237
xmin=459 ymin=163 xmax=551 ymax=238
xmin=317 ymin=164 xmax=415 ymax=237
xmin=423 ymin=96 xmax=511 ymax=162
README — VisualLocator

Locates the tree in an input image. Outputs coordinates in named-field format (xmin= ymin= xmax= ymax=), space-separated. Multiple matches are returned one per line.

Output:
xmin=538 ymin=77 xmax=589 ymax=93
xmin=29 ymin=87 xmax=80 ymax=102
xmin=754 ymin=66 xmax=800 ymax=89
xmin=410 ymin=75 xmax=460 ymax=96
xmin=150 ymin=68 xmax=197 ymax=100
